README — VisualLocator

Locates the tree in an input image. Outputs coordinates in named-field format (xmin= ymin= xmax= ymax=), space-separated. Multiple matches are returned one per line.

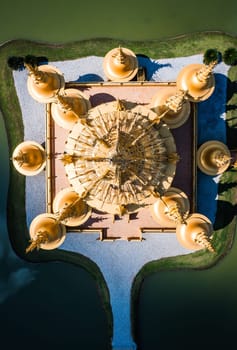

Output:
xmin=37 ymin=56 xmax=48 ymax=65
xmin=7 ymin=56 xmax=24 ymax=70
xmin=203 ymin=48 xmax=221 ymax=65
xmin=24 ymin=54 xmax=38 ymax=67
xmin=7 ymin=55 xmax=49 ymax=71
xmin=223 ymin=47 xmax=237 ymax=66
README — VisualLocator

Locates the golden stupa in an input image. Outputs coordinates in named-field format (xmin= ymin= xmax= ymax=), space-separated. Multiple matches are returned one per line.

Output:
xmin=176 ymin=213 xmax=214 ymax=252
xmin=12 ymin=140 xmax=46 ymax=176
xmin=64 ymin=101 xmax=178 ymax=215
xmin=150 ymin=88 xmax=191 ymax=128
xmin=103 ymin=46 xmax=138 ymax=82
xmin=52 ymin=187 xmax=92 ymax=226
xmin=26 ymin=213 xmax=66 ymax=252
xmin=26 ymin=63 xmax=65 ymax=103
xmin=51 ymin=88 xmax=91 ymax=129
xmin=151 ymin=187 xmax=190 ymax=227
xmin=197 ymin=140 xmax=231 ymax=175
xmin=176 ymin=61 xmax=216 ymax=102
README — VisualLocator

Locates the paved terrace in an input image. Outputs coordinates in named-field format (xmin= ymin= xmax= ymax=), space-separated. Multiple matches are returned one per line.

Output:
xmin=52 ymin=83 xmax=195 ymax=239
xmin=13 ymin=54 xmax=229 ymax=350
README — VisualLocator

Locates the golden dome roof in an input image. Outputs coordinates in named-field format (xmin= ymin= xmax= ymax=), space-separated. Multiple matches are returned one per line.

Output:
xmin=12 ymin=141 xmax=46 ymax=176
xmin=151 ymin=187 xmax=190 ymax=227
xmin=176 ymin=213 xmax=214 ymax=251
xmin=103 ymin=46 xmax=138 ymax=82
xmin=51 ymin=88 xmax=91 ymax=130
xmin=27 ymin=64 xmax=65 ymax=103
xmin=64 ymin=101 xmax=178 ymax=215
xmin=176 ymin=62 xmax=216 ymax=102
xmin=150 ymin=88 xmax=191 ymax=128
xmin=28 ymin=213 xmax=66 ymax=251
xmin=52 ymin=187 xmax=92 ymax=226
xmin=197 ymin=140 xmax=231 ymax=175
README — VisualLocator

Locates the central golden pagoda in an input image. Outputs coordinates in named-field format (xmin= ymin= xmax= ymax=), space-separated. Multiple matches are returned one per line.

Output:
xmin=64 ymin=101 xmax=178 ymax=215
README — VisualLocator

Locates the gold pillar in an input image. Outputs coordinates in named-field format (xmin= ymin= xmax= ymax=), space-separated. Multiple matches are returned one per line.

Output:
xmin=176 ymin=61 xmax=216 ymax=102
xmin=51 ymin=88 xmax=91 ymax=130
xmin=12 ymin=140 xmax=46 ymax=176
xmin=197 ymin=140 xmax=231 ymax=175
xmin=26 ymin=63 xmax=65 ymax=103
xmin=150 ymin=88 xmax=191 ymax=128
xmin=150 ymin=187 xmax=190 ymax=227
xmin=52 ymin=187 xmax=92 ymax=226
xmin=103 ymin=46 xmax=138 ymax=82
xmin=27 ymin=213 xmax=66 ymax=252
xmin=176 ymin=213 xmax=214 ymax=252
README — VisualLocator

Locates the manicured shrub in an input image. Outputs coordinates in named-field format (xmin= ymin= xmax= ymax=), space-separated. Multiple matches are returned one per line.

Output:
xmin=7 ymin=55 xmax=49 ymax=71
xmin=36 ymin=56 xmax=48 ymax=65
xmin=223 ymin=47 xmax=237 ymax=66
xmin=24 ymin=54 xmax=38 ymax=67
xmin=203 ymin=48 xmax=221 ymax=64
xmin=7 ymin=56 xmax=24 ymax=70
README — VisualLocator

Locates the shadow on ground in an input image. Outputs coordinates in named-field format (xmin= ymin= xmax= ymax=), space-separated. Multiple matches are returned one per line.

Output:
xmin=214 ymin=199 xmax=237 ymax=230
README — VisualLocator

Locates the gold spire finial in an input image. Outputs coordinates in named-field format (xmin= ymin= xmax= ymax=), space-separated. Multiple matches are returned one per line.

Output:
xmin=13 ymin=150 xmax=26 ymax=167
xmin=196 ymin=60 xmax=217 ymax=83
xmin=54 ymin=197 xmax=82 ymax=223
xmin=26 ymin=230 xmax=49 ymax=253
xmin=164 ymin=202 xmax=186 ymax=224
xmin=59 ymin=153 xmax=77 ymax=165
xmin=116 ymin=99 xmax=125 ymax=111
xmin=113 ymin=46 xmax=127 ymax=65
xmin=24 ymin=62 xmax=45 ymax=83
xmin=164 ymin=89 xmax=187 ymax=113
xmin=56 ymin=91 xmax=73 ymax=112
xmin=213 ymin=151 xmax=232 ymax=168
xmin=117 ymin=204 xmax=127 ymax=216
xmin=194 ymin=231 xmax=215 ymax=252
xmin=168 ymin=152 xmax=180 ymax=164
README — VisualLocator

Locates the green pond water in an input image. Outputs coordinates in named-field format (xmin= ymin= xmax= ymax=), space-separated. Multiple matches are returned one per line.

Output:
xmin=1 ymin=0 xmax=237 ymax=349
xmin=0 ymin=0 xmax=237 ymax=43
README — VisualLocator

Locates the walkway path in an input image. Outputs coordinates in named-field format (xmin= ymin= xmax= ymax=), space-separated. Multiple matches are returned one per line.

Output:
xmin=13 ymin=54 xmax=229 ymax=349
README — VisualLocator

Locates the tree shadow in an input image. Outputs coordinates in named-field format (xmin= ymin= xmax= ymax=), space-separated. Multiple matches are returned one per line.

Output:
xmin=226 ymin=122 xmax=237 ymax=149
xmin=197 ymin=171 xmax=218 ymax=223
xmin=129 ymin=212 xmax=139 ymax=221
xmin=89 ymin=92 xmax=115 ymax=107
xmin=85 ymin=215 xmax=107 ymax=225
xmin=73 ymin=73 xmax=104 ymax=83
xmin=198 ymin=73 xmax=228 ymax=145
xmin=226 ymin=104 xmax=237 ymax=112
xmin=213 ymin=200 xmax=237 ymax=230
xmin=226 ymin=78 xmax=237 ymax=102
xmin=225 ymin=76 xmax=237 ymax=149
xmin=136 ymin=54 xmax=172 ymax=81
xmin=218 ymin=181 xmax=237 ymax=194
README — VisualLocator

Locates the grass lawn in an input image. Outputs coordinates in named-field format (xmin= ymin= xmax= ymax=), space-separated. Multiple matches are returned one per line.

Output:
xmin=1 ymin=31 xmax=237 ymax=345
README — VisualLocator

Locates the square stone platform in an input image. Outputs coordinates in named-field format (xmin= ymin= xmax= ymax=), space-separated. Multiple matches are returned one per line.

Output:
xmin=45 ymin=82 xmax=197 ymax=240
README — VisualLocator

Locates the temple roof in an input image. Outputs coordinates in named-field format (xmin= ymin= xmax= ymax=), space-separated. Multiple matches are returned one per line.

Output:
xmin=64 ymin=101 xmax=178 ymax=215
